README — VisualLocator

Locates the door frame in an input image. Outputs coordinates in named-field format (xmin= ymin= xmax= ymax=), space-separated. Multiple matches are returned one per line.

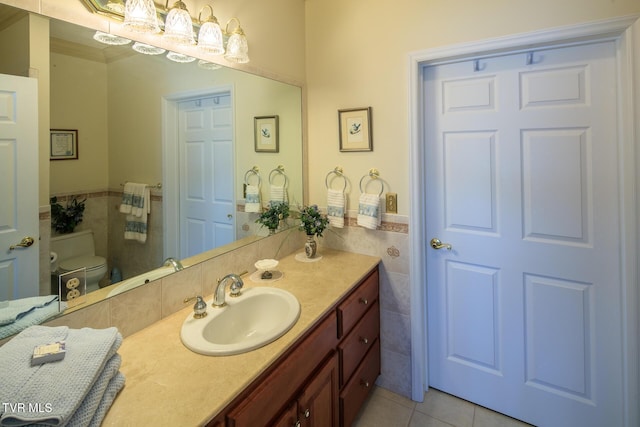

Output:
xmin=162 ymin=85 xmax=235 ymax=260
xmin=408 ymin=15 xmax=640 ymax=426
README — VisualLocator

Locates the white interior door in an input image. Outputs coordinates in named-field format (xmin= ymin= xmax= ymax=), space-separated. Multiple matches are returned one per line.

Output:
xmin=425 ymin=41 xmax=624 ymax=427
xmin=178 ymin=94 xmax=235 ymax=258
xmin=0 ymin=74 xmax=39 ymax=299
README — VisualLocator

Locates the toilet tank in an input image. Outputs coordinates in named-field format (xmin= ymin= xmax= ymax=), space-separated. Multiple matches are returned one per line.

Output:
xmin=50 ymin=229 xmax=96 ymax=262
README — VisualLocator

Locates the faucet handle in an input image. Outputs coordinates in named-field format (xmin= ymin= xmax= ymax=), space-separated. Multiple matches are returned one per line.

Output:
xmin=183 ymin=295 xmax=208 ymax=319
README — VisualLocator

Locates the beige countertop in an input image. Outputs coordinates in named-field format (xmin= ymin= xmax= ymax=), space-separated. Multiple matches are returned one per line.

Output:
xmin=102 ymin=249 xmax=380 ymax=426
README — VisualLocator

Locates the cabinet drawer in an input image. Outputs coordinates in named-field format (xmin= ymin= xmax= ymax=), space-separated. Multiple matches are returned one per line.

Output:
xmin=339 ymin=300 xmax=379 ymax=387
xmin=338 ymin=269 xmax=379 ymax=338
xmin=340 ymin=339 xmax=381 ymax=427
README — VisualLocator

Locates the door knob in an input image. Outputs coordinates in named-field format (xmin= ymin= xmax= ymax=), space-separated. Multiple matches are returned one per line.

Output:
xmin=9 ymin=236 xmax=35 ymax=251
xmin=430 ymin=238 xmax=452 ymax=250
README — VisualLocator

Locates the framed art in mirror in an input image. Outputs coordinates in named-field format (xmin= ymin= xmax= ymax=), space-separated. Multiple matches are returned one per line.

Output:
xmin=338 ymin=107 xmax=372 ymax=152
xmin=50 ymin=129 xmax=78 ymax=160
xmin=254 ymin=115 xmax=279 ymax=153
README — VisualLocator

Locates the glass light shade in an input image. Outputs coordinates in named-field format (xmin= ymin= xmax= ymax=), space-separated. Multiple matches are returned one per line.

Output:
xmin=166 ymin=51 xmax=196 ymax=63
xmin=104 ymin=0 xmax=125 ymax=14
xmin=163 ymin=2 xmax=195 ymax=45
xmin=93 ymin=31 xmax=131 ymax=46
xmin=123 ymin=0 xmax=160 ymax=33
xmin=197 ymin=21 xmax=224 ymax=55
xmin=132 ymin=42 xmax=165 ymax=55
xmin=198 ymin=60 xmax=222 ymax=70
xmin=224 ymin=32 xmax=249 ymax=63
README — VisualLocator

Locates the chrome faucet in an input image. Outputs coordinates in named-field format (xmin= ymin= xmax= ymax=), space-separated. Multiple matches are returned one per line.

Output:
xmin=213 ymin=273 xmax=245 ymax=308
xmin=163 ymin=257 xmax=184 ymax=272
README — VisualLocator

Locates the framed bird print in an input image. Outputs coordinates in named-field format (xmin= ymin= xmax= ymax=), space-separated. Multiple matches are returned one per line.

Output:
xmin=254 ymin=115 xmax=279 ymax=152
xmin=338 ymin=107 xmax=372 ymax=152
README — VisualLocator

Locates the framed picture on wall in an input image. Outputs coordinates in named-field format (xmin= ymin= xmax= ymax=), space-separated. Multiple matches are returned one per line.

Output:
xmin=254 ymin=115 xmax=279 ymax=153
xmin=338 ymin=107 xmax=372 ymax=152
xmin=50 ymin=129 xmax=78 ymax=160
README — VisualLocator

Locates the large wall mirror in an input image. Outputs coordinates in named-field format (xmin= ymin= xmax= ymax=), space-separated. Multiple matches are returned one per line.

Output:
xmin=0 ymin=2 xmax=303 ymax=334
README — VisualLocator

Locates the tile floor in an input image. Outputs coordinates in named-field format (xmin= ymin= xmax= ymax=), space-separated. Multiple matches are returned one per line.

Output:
xmin=354 ymin=386 xmax=534 ymax=427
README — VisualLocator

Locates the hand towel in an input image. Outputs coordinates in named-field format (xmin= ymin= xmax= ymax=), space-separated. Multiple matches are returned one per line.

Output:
xmin=121 ymin=183 xmax=150 ymax=243
xmin=326 ymin=188 xmax=345 ymax=228
xmin=269 ymin=185 xmax=287 ymax=204
xmin=357 ymin=193 xmax=381 ymax=230
xmin=0 ymin=297 xmax=66 ymax=340
xmin=245 ymin=184 xmax=261 ymax=213
xmin=0 ymin=295 xmax=59 ymax=326
xmin=0 ymin=325 xmax=122 ymax=426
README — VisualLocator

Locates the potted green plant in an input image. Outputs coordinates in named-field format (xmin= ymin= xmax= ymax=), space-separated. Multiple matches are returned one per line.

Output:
xmin=256 ymin=202 xmax=290 ymax=234
xmin=50 ymin=196 xmax=86 ymax=234
xmin=298 ymin=204 xmax=329 ymax=258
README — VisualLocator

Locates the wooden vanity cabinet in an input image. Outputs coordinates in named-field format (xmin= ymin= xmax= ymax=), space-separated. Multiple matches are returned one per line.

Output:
xmin=217 ymin=267 xmax=380 ymax=427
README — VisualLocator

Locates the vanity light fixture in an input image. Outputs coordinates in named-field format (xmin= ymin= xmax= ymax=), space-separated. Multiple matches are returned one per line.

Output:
xmin=166 ymin=51 xmax=196 ymax=63
xmin=197 ymin=5 xmax=224 ymax=55
xmin=104 ymin=0 xmax=125 ymax=14
xmin=132 ymin=41 xmax=166 ymax=55
xmin=163 ymin=0 xmax=195 ymax=45
xmin=197 ymin=59 xmax=222 ymax=70
xmin=93 ymin=31 xmax=131 ymax=46
xmin=123 ymin=0 xmax=160 ymax=33
xmin=223 ymin=17 xmax=249 ymax=63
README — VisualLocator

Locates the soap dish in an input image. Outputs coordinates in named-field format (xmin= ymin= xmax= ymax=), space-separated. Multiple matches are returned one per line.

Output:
xmin=255 ymin=259 xmax=279 ymax=271
xmin=251 ymin=259 xmax=283 ymax=283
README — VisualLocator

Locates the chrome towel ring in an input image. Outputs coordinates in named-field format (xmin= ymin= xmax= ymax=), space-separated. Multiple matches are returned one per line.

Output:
xmin=325 ymin=166 xmax=347 ymax=192
xmin=359 ymin=168 xmax=384 ymax=196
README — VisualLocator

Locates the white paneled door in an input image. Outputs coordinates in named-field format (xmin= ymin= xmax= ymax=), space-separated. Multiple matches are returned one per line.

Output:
xmin=178 ymin=94 xmax=235 ymax=258
xmin=425 ymin=41 xmax=623 ymax=426
xmin=0 ymin=74 xmax=39 ymax=300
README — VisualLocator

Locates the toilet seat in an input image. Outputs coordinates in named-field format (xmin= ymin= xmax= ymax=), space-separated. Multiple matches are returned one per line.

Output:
xmin=59 ymin=255 xmax=107 ymax=273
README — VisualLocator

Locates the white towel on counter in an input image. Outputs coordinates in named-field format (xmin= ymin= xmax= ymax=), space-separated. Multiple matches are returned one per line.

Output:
xmin=357 ymin=193 xmax=381 ymax=230
xmin=0 ymin=296 xmax=66 ymax=340
xmin=120 ymin=183 xmax=150 ymax=243
xmin=269 ymin=185 xmax=287 ymax=204
xmin=0 ymin=325 xmax=124 ymax=427
xmin=326 ymin=188 xmax=345 ymax=228
xmin=245 ymin=184 xmax=261 ymax=213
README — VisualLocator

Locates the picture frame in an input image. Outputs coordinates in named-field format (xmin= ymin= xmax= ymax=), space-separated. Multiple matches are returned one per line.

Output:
xmin=338 ymin=107 xmax=372 ymax=152
xmin=50 ymin=129 xmax=78 ymax=160
xmin=254 ymin=115 xmax=279 ymax=153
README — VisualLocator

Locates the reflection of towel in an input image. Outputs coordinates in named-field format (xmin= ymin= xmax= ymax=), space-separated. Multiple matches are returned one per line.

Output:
xmin=0 ymin=326 xmax=124 ymax=426
xmin=121 ymin=183 xmax=150 ymax=243
xmin=245 ymin=185 xmax=261 ymax=212
xmin=0 ymin=296 xmax=66 ymax=340
xmin=326 ymin=189 xmax=345 ymax=228
xmin=357 ymin=193 xmax=381 ymax=230
xmin=270 ymin=185 xmax=286 ymax=204
xmin=0 ymin=295 xmax=58 ymax=325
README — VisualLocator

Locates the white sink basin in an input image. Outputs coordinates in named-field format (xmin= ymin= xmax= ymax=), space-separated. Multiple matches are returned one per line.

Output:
xmin=106 ymin=266 xmax=174 ymax=297
xmin=180 ymin=287 xmax=300 ymax=356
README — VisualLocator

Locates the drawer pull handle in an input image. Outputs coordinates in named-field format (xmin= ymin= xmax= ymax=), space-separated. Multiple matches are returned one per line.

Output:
xmin=359 ymin=297 xmax=368 ymax=305
xmin=360 ymin=379 xmax=370 ymax=388
xmin=359 ymin=336 xmax=369 ymax=345
xmin=295 ymin=421 xmax=301 ymax=427
xmin=304 ymin=409 xmax=310 ymax=418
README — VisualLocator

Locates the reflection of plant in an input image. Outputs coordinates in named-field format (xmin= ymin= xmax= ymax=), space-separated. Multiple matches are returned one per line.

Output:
xmin=298 ymin=205 xmax=329 ymax=237
xmin=256 ymin=202 xmax=290 ymax=231
xmin=50 ymin=196 xmax=86 ymax=234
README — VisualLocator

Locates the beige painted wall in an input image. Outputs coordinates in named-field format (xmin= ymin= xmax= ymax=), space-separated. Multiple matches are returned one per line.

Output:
xmin=50 ymin=52 xmax=108 ymax=193
xmin=304 ymin=0 xmax=640 ymax=215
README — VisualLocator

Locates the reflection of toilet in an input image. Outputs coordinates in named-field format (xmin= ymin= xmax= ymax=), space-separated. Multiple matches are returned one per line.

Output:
xmin=50 ymin=230 xmax=107 ymax=293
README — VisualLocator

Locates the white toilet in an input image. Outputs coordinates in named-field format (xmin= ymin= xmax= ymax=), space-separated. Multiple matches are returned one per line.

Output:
xmin=50 ymin=229 xmax=107 ymax=293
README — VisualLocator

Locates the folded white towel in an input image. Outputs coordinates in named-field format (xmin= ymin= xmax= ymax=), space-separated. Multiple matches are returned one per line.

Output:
xmin=0 ymin=297 xmax=66 ymax=340
xmin=0 ymin=326 xmax=123 ymax=426
xmin=270 ymin=185 xmax=287 ymax=204
xmin=357 ymin=193 xmax=381 ymax=230
xmin=0 ymin=295 xmax=59 ymax=326
xmin=326 ymin=189 xmax=345 ymax=228
xmin=245 ymin=184 xmax=261 ymax=213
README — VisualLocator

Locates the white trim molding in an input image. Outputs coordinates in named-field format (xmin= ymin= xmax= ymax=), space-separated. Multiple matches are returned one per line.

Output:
xmin=408 ymin=15 xmax=639 ymax=427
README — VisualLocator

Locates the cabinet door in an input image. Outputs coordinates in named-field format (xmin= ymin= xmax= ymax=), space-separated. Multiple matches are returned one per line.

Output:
xmin=272 ymin=401 xmax=298 ymax=427
xmin=298 ymin=353 xmax=339 ymax=427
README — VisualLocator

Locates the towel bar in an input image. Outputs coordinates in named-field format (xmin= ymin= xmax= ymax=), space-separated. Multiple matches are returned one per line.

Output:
xmin=359 ymin=168 xmax=384 ymax=196
xmin=244 ymin=166 xmax=261 ymax=187
xmin=269 ymin=165 xmax=288 ymax=187
xmin=325 ymin=166 xmax=347 ymax=192
xmin=120 ymin=182 xmax=162 ymax=189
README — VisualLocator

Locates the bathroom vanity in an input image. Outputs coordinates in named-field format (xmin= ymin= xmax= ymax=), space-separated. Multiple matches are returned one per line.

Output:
xmin=100 ymin=249 xmax=380 ymax=427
